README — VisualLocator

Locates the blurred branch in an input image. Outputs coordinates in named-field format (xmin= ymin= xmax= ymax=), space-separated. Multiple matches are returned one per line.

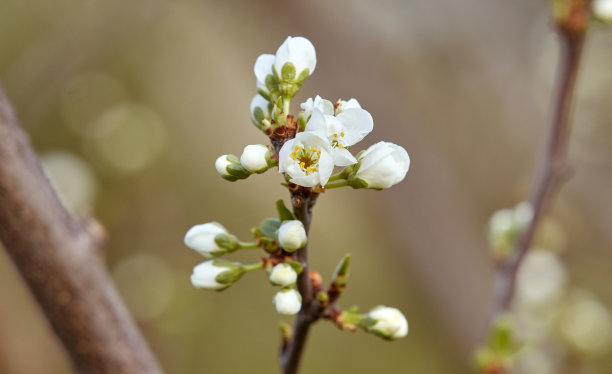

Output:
xmin=490 ymin=0 xmax=592 ymax=320
xmin=0 ymin=85 xmax=163 ymax=374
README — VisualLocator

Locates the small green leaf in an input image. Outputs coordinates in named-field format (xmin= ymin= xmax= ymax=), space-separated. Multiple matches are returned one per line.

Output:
xmin=276 ymin=200 xmax=297 ymax=221
xmin=287 ymin=261 xmax=303 ymax=275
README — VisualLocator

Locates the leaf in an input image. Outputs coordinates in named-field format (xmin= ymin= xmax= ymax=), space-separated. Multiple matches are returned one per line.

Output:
xmin=276 ymin=200 xmax=296 ymax=222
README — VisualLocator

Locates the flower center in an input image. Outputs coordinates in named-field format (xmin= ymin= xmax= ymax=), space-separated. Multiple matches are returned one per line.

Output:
xmin=331 ymin=132 xmax=345 ymax=149
xmin=291 ymin=145 xmax=321 ymax=175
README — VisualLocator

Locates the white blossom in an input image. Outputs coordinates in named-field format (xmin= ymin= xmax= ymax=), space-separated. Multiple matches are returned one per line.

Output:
xmin=594 ymin=0 xmax=612 ymax=23
xmin=278 ymin=131 xmax=335 ymax=187
xmin=516 ymin=249 xmax=567 ymax=307
xmin=367 ymin=306 xmax=409 ymax=339
xmin=273 ymin=288 xmax=302 ymax=315
xmin=352 ymin=141 xmax=410 ymax=189
xmin=274 ymin=36 xmax=316 ymax=81
xmin=184 ymin=222 xmax=228 ymax=257
xmin=305 ymin=108 xmax=373 ymax=166
xmin=558 ymin=290 xmax=612 ymax=354
xmin=240 ymin=144 xmax=270 ymax=173
xmin=215 ymin=155 xmax=232 ymax=178
xmin=300 ymin=95 xmax=334 ymax=119
xmin=254 ymin=54 xmax=275 ymax=96
xmin=269 ymin=263 xmax=298 ymax=287
xmin=191 ymin=260 xmax=240 ymax=290
xmin=277 ymin=220 xmax=307 ymax=252
xmin=335 ymin=98 xmax=362 ymax=115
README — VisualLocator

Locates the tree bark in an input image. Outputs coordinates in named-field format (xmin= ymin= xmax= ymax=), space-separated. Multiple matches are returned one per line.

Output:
xmin=0 ymin=85 xmax=163 ymax=374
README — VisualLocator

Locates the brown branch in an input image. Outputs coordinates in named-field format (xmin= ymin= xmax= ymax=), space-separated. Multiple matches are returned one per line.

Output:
xmin=279 ymin=187 xmax=319 ymax=374
xmin=489 ymin=2 xmax=591 ymax=320
xmin=0 ymin=85 xmax=163 ymax=374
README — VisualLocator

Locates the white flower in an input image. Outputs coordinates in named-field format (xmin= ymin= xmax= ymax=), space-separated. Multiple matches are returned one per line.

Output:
xmin=558 ymin=290 xmax=612 ymax=354
xmin=594 ymin=0 xmax=612 ymax=23
xmin=254 ymin=54 xmax=275 ymax=96
xmin=335 ymin=98 xmax=362 ymax=115
xmin=240 ymin=144 xmax=270 ymax=173
xmin=278 ymin=131 xmax=335 ymax=187
xmin=277 ymin=220 xmax=307 ymax=252
xmin=305 ymin=108 xmax=373 ymax=166
xmin=274 ymin=36 xmax=316 ymax=82
xmin=269 ymin=263 xmax=298 ymax=287
xmin=351 ymin=141 xmax=410 ymax=189
xmin=273 ymin=288 xmax=302 ymax=315
xmin=215 ymin=155 xmax=232 ymax=178
xmin=516 ymin=249 xmax=567 ymax=308
xmin=300 ymin=95 xmax=334 ymax=119
xmin=367 ymin=306 xmax=409 ymax=339
xmin=251 ymin=94 xmax=270 ymax=126
xmin=184 ymin=222 xmax=228 ymax=257
xmin=191 ymin=260 xmax=243 ymax=291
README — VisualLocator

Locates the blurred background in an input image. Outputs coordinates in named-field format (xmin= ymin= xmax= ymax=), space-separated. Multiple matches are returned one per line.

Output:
xmin=1 ymin=0 xmax=612 ymax=373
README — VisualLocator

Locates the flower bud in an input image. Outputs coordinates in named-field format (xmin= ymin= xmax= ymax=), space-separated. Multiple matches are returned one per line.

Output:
xmin=190 ymin=260 xmax=244 ymax=291
xmin=215 ymin=154 xmax=250 ymax=181
xmin=184 ymin=222 xmax=231 ymax=257
xmin=250 ymin=95 xmax=270 ymax=129
xmin=365 ymin=306 xmax=409 ymax=340
xmin=273 ymin=288 xmax=302 ymax=315
xmin=240 ymin=144 xmax=270 ymax=173
xmin=269 ymin=263 xmax=298 ymax=287
xmin=277 ymin=220 xmax=307 ymax=252
xmin=594 ymin=0 xmax=612 ymax=23
xmin=487 ymin=202 xmax=533 ymax=260
xmin=348 ymin=142 xmax=410 ymax=190
xmin=215 ymin=155 xmax=233 ymax=179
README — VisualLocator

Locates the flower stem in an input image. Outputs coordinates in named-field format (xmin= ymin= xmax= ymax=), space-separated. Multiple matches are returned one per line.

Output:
xmin=488 ymin=3 xmax=590 ymax=323
xmin=243 ymin=262 xmax=264 ymax=272
xmin=324 ymin=181 xmax=349 ymax=189
xmin=327 ymin=173 xmax=346 ymax=182
xmin=238 ymin=241 xmax=260 ymax=249
xmin=283 ymin=97 xmax=291 ymax=116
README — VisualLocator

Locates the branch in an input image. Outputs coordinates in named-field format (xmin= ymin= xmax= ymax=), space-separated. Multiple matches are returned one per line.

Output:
xmin=279 ymin=187 xmax=319 ymax=374
xmin=0 ymin=85 xmax=163 ymax=374
xmin=489 ymin=1 xmax=591 ymax=320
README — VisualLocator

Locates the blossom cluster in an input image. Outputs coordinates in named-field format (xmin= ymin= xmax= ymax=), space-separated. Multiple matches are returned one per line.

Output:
xmin=184 ymin=36 xmax=410 ymax=341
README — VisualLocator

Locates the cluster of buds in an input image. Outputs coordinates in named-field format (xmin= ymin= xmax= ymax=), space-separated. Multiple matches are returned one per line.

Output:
xmin=186 ymin=36 xmax=411 ymax=341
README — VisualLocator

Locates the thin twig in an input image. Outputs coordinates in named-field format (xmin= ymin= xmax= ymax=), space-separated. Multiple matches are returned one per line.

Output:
xmin=490 ymin=2 xmax=591 ymax=320
xmin=0 ymin=85 xmax=163 ymax=374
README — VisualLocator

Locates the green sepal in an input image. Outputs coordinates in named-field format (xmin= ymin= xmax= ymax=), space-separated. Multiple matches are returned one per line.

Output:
xmin=213 ymin=260 xmax=245 ymax=286
xmin=265 ymin=74 xmax=279 ymax=94
xmin=257 ymin=88 xmax=271 ymax=102
xmin=226 ymin=164 xmax=251 ymax=179
xmin=347 ymin=177 xmax=369 ymax=190
xmin=214 ymin=233 xmax=239 ymax=251
xmin=260 ymin=218 xmax=281 ymax=238
xmin=295 ymin=68 xmax=310 ymax=85
xmin=297 ymin=111 xmax=307 ymax=131
xmin=252 ymin=106 xmax=265 ymax=127
xmin=287 ymin=261 xmax=303 ymax=275
xmin=276 ymin=200 xmax=297 ymax=222
xmin=221 ymin=174 xmax=239 ymax=182
xmin=280 ymin=62 xmax=296 ymax=82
